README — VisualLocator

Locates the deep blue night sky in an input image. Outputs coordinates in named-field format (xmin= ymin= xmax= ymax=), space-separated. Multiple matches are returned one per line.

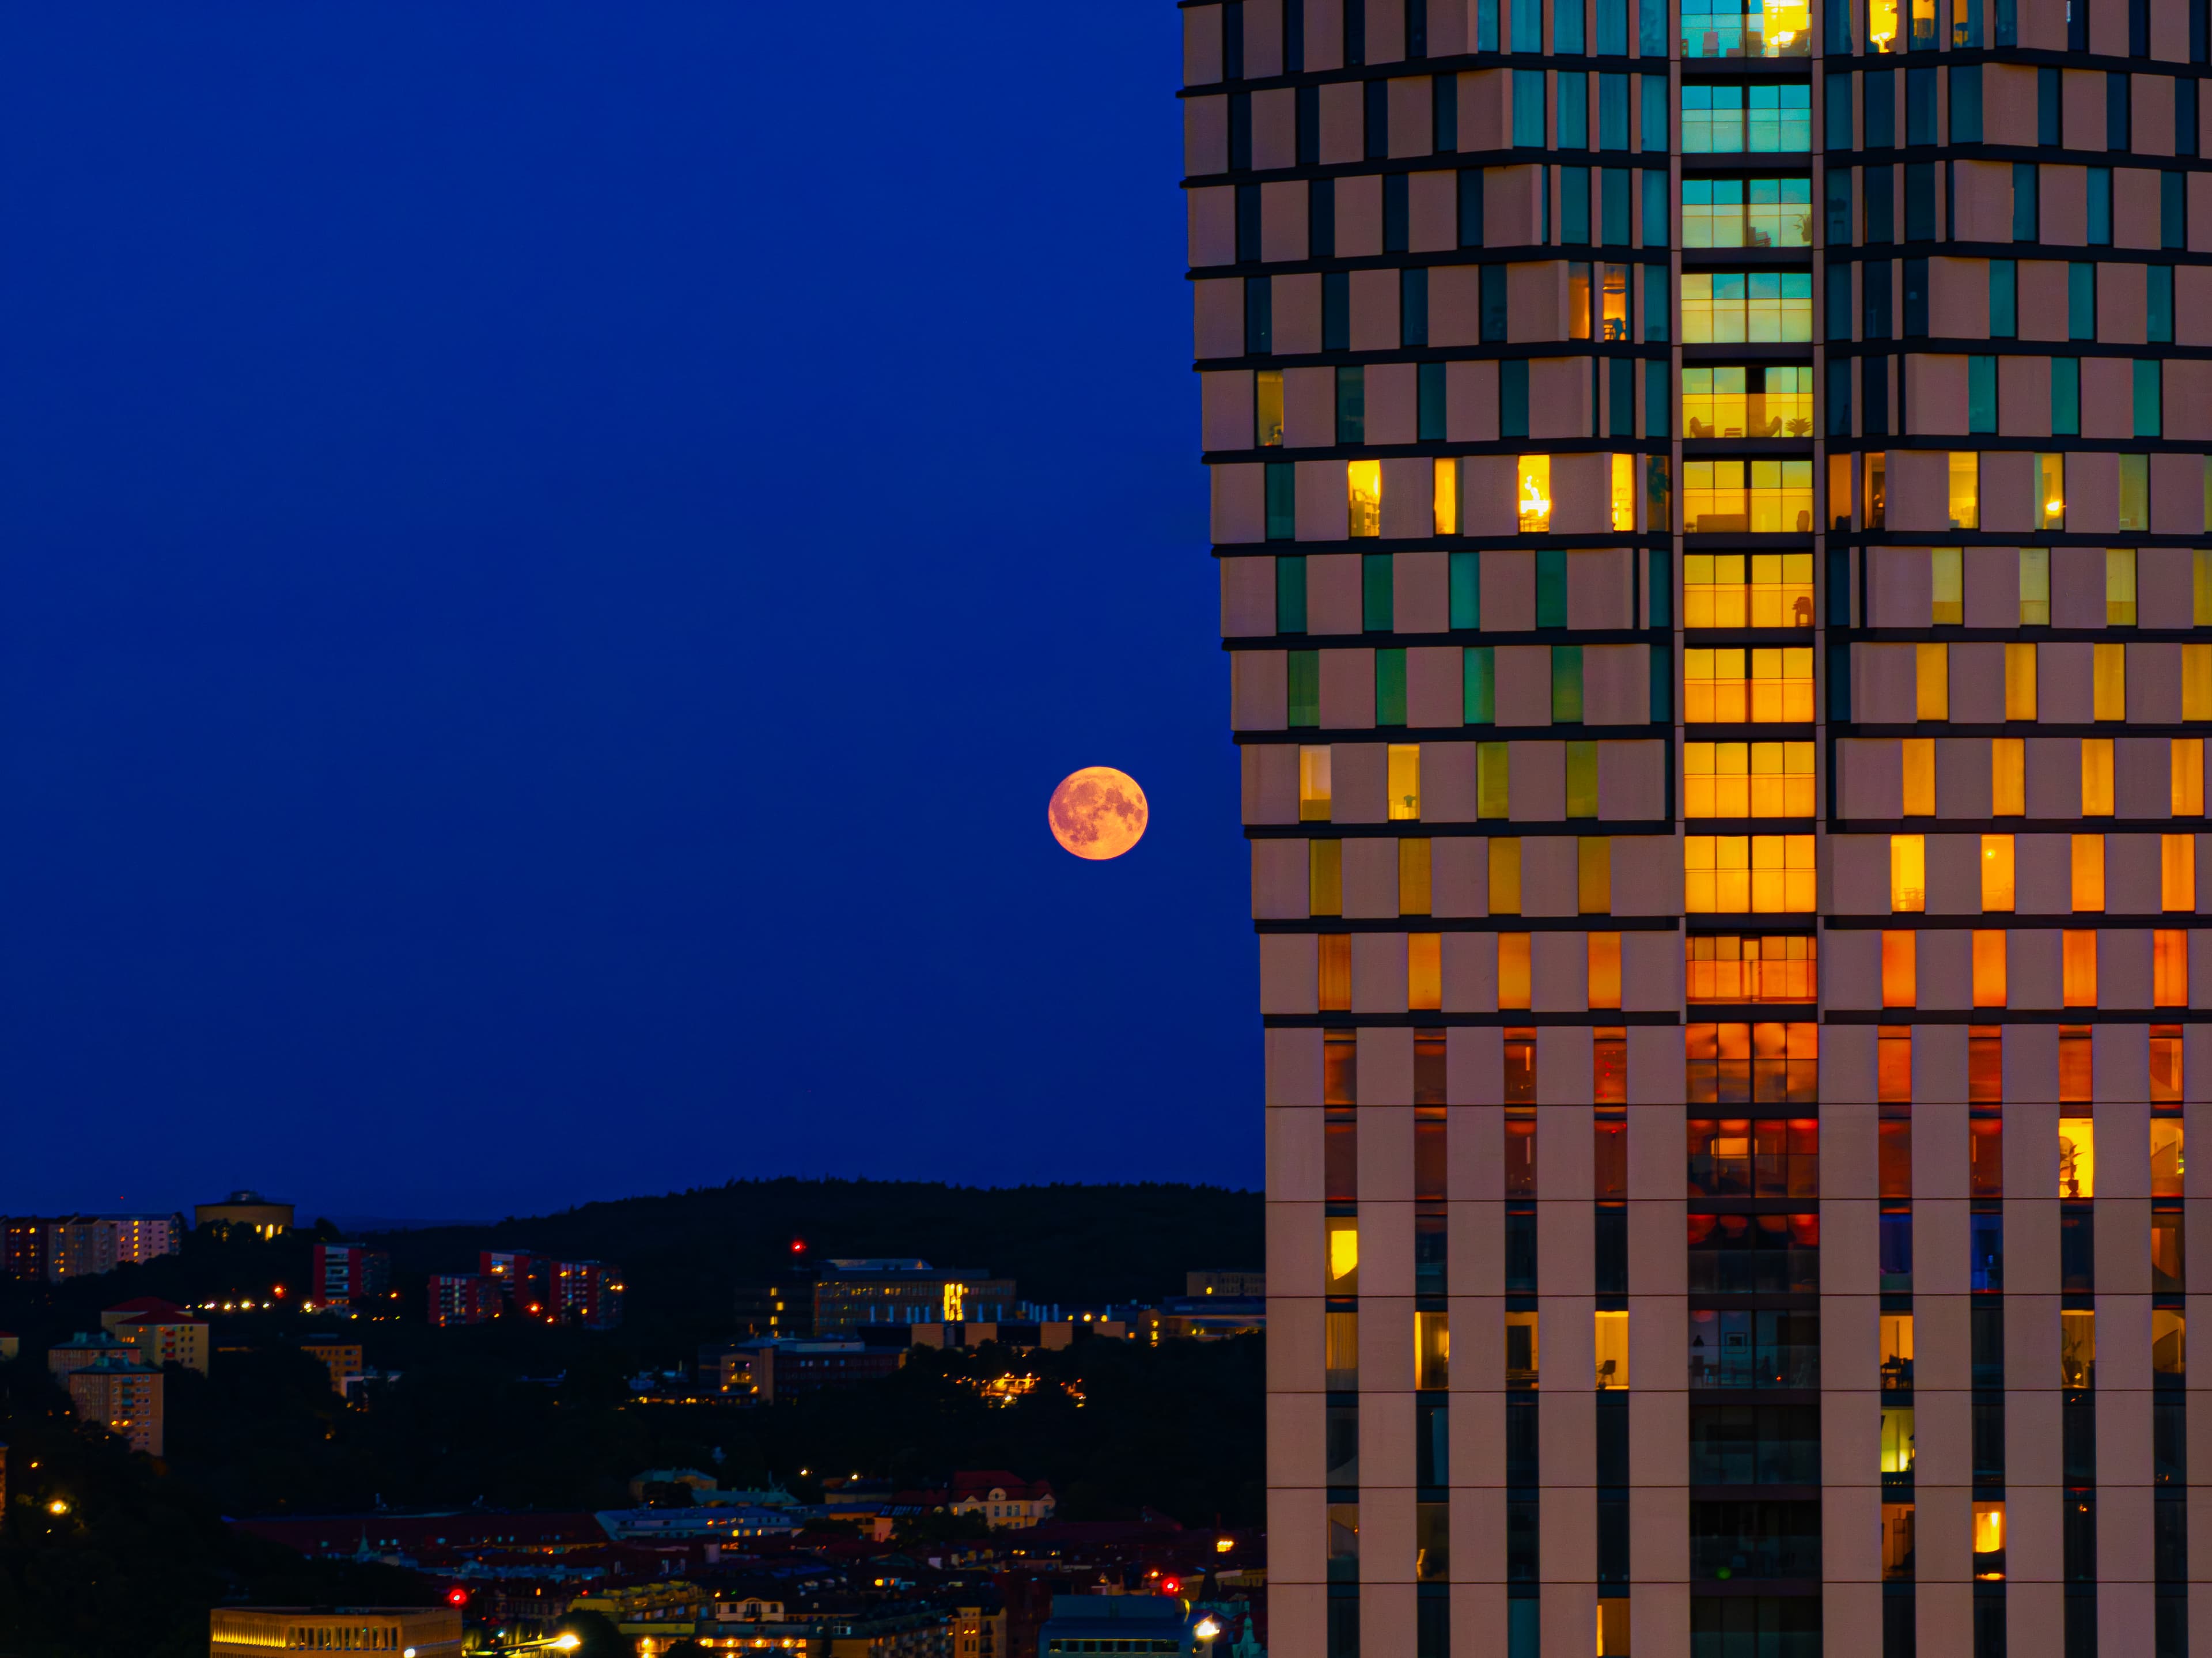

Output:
xmin=0 ymin=6 xmax=1251 ymax=1218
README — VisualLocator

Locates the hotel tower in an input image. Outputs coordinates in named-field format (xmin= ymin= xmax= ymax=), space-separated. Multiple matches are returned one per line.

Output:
xmin=1187 ymin=0 xmax=2212 ymax=1651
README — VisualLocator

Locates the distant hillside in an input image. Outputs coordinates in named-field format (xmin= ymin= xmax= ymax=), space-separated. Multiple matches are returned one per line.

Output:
xmin=360 ymin=1177 xmax=1261 ymax=1331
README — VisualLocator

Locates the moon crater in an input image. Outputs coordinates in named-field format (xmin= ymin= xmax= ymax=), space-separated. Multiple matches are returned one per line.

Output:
xmin=1048 ymin=767 xmax=1149 ymax=860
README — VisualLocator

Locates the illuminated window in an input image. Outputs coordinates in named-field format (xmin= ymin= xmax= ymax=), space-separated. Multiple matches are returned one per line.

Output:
xmin=1685 ymin=1115 xmax=1818 ymax=1195
xmin=1892 ymin=834 xmax=1926 ymax=913
xmin=1408 ymin=933 xmax=1442 ymax=1010
xmin=2187 ymin=643 xmax=2212 ymax=720
xmin=2174 ymin=741 xmax=2204 ymax=816
xmin=1973 ymin=1502 xmax=2006 ymax=1579
xmin=2036 ymin=454 xmax=2066 ymax=531
xmin=2200 ymin=547 xmax=2212 ymax=620
xmin=1517 ymin=455 xmax=1552 ymax=532
xmin=2152 ymin=1117 xmax=2186 ymax=1194
xmin=1915 ymin=643 xmax=1948 ymax=721
xmin=1348 ymin=460 xmax=1382 ymax=537
xmin=1326 ymin=1312 xmax=1359 ymax=1388
xmin=2018 ymin=547 xmax=2050 ymax=625
xmin=2063 ymin=931 xmax=2097 ymax=1006
xmin=1567 ymin=740 xmax=1598 ymax=819
xmin=1685 ymin=740 xmax=1816 ymax=817
xmin=1611 ymin=453 xmax=1635 ymax=532
xmin=1683 ymin=552 xmax=1815 ymax=629
xmin=1478 ymin=741 xmax=1509 ymax=818
xmin=1881 ymin=931 xmax=1916 ymax=1008
xmin=1594 ymin=1310 xmax=1629 ymax=1389
xmin=1680 ymin=272 xmax=1814 ymax=341
xmin=1325 ymin=1029 xmax=1357 ymax=1105
xmin=1389 ymin=744 xmax=1421 ymax=821
xmin=1996 ymin=643 xmax=2036 ymax=722
xmin=2055 ymin=1116 xmax=2099 ymax=1203
xmin=2081 ymin=740 xmax=2114 ymax=817
xmin=1326 ymin=1217 xmax=1361 ymax=1294
xmin=1256 ymin=370 xmax=1285 ymax=447
xmin=2059 ymin=1024 xmax=2093 ymax=1103
xmin=1580 ymin=836 xmax=1612 ymax=913
xmin=1681 ymin=180 xmax=1813 ymax=249
xmin=1881 ymin=1312 xmax=1914 ymax=1389
xmin=1399 ymin=838 xmax=1431 ymax=914
xmin=2155 ymin=1025 xmax=2184 ymax=1104
xmin=1682 ymin=459 xmax=1815 ymax=532
xmin=2108 ymin=548 xmax=2138 ymax=625
xmin=1681 ymin=364 xmax=1814 ymax=437
xmin=1499 ymin=932 xmax=1533 ymax=1009
xmin=1300 ymin=745 xmax=1333 ymax=822
xmin=2071 ymin=834 xmax=2105 ymax=911
xmin=2165 ymin=834 xmax=2196 ymax=910
xmin=1685 ymin=933 xmax=1817 ymax=1002
xmin=1864 ymin=451 xmax=1887 ymax=528
xmin=1972 ymin=931 xmax=2007 ymax=1008
xmin=1869 ymin=0 xmax=1899 ymax=47
xmin=1594 ymin=1027 xmax=1626 ymax=1103
xmin=1414 ymin=1310 xmax=1450 ymax=1390
xmin=1589 ymin=932 xmax=1623 ymax=1009
xmin=1947 ymin=453 xmax=1979 ymax=529
xmin=1681 ymin=84 xmax=1813 ymax=150
xmin=2156 ymin=929 xmax=2188 ymax=1006
xmin=1490 ymin=836 xmax=1522 ymax=914
xmin=1685 ymin=1021 xmax=1819 ymax=1103
xmin=1878 ymin=1028 xmax=1912 ymax=1102
xmin=1684 ymin=648 xmax=1814 ymax=722
xmin=1505 ymin=1105 xmax=1537 ymax=1193
xmin=2092 ymin=644 xmax=2126 ymax=724
xmin=1686 ymin=833 xmax=1816 ymax=911
xmin=1504 ymin=1309 xmax=1539 ymax=1387
xmin=1902 ymin=738 xmax=1934 ymax=817
xmin=1991 ymin=740 xmax=2024 ymax=817
xmin=1970 ymin=1099 xmax=2003 ymax=1178
xmin=1432 ymin=459 xmax=1458 ymax=536
xmin=1319 ymin=934 xmax=1351 ymax=1010
xmin=1881 ymin=1407 xmax=1916 ymax=1474
xmin=2153 ymin=1308 xmax=2185 ymax=1376
xmin=1310 ymin=838 xmax=1343 ymax=915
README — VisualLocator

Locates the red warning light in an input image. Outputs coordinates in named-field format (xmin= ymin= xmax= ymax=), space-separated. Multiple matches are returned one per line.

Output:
xmin=448 ymin=1588 xmax=468 ymax=1607
xmin=1162 ymin=1578 xmax=1181 ymax=1595
xmin=791 ymin=1238 xmax=807 ymax=1255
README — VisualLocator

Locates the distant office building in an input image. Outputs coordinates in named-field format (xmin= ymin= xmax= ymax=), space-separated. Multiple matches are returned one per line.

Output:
xmin=311 ymin=1241 xmax=391 ymax=1307
xmin=210 ymin=1608 xmax=461 ymax=1658
xmin=555 ymin=1259 xmax=624 ymax=1328
xmin=194 ymin=1190 xmax=294 ymax=1237
xmin=709 ymin=1337 xmax=902 ymax=1402
xmin=2 ymin=1214 xmax=185 ymax=1281
xmin=1187 ymin=1270 xmax=1266 ymax=1298
xmin=1141 ymin=1297 xmax=1265 ymax=1343
xmin=733 ymin=1279 xmax=808 ymax=1337
xmin=813 ymin=1259 xmax=1016 ymax=1334
xmin=428 ymin=1273 xmax=498 ymax=1327
xmin=60 ymin=1350 xmax=161 ymax=1455
xmin=480 ymin=1249 xmax=550 ymax=1313
xmin=300 ymin=1339 xmax=365 ymax=1394
xmin=474 ymin=1250 xmax=622 ymax=1328
xmin=101 ymin=1296 xmax=210 ymax=1373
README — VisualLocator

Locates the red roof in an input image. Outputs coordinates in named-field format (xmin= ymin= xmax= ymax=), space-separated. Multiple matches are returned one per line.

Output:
xmin=104 ymin=1296 xmax=198 ymax=1324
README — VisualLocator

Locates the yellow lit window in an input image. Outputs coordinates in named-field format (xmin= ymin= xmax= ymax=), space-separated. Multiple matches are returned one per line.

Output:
xmin=1683 ymin=552 xmax=1815 ymax=629
xmin=1972 ymin=929 xmax=2007 ymax=1006
xmin=2156 ymin=1023 xmax=2183 ymax=1103
xmin=1589 ymin=931 xmax=1623 ymax=1008
xmin=1300 ymin=745 xmax=1333 ymax=822
xmin=1326 ymin=1311 xmax=1359 ymax=1386
xmin=1432 ymin=457 xmax=1458 ymax=536
xmin=1505 ymin=1309 xmax=1538 ymax=1387
xmin=1685 ymin=934 xmax=1817 ymax=1002
xmin=1998 ymin=643 xmax=2035 ymax=722
xmin=1930 ymin=547 xmax=1963 ymax=624
xmin=2187 ymin=643 xmax=2212 ymax=720
xmin=1865 ymin=451 xmax=1887 ymax=528
xmin=2107 ymin=548 xmax=2137 ymax=625
xmin=1683 ymin=458 xmax=1815 ymax=533
xmin=1490 ymin=836 xmax=1522 ymax=915
xmin=1518 ymin=455 xmax=1552 ymax=533
xmin=1947 ymin=452 xmax=1979 ymax=529
xmin=2175 ymin=740 xmax=2205 ymax=816
xmin=1320 ymin=934 xmax=1351 ymax=1009
xmin=1580 ymin=836 xmax=1612 ymax=914
xmin=1685 ymin=833 xmax=1815 ymax=912
xmin=1570 ymin=263 xmax=1593 ymax=340
xmin=2199 ymin=547 xmax=2212 ymax=620
xmin=1992 ymin=739 xmax=2024 ymax=816
xmin=1880 ymin=1407 xmax=1915 ymax=1473
xmin=2036 ymin=453 xmax=2065 ymax=531
xmin=1594 ymin=1311 xmax=1628 ymax=1389
xmin=2061 ymin=1309 xmax=2094 ymax=1387
xmin=2059 ymin=1117 xmax=2095 ymax=1198
xmin=1880 ymin=1311 xmax=1914 ymax=1388
xmin=1311 ymin=838 xmax=1344 ymax=915
xmin=1408 ymin=933 xmax=1442 ymax=1010
xmin=2071 ymin=834 xmax=2107 ymax=912
xmin=2093 ymin=643 xmax=2125 ymax=722
xmin=2082 ymin=739 xmax=2114 ymax=816
xmin=1389 ymin=743 xmax=1421 ymax=821
xmin=2153 ymin=1119 xmax=2186 ymax=1197
xmin=1881 ymin=930 xmax=1916 ymax=1007
xmin=1414 ymin=1309 xmax=1449 ymax=1390
xmin=1753 ymin=648 xmax=1815 ymax=721
xmin=2165 ymin=833 xmax=2196 ymax=911
xmin=1892 ymin=834 xmax=1926 ymax=912
xmin=1902 ymin=738 xmax=1934 ymax=817
xmin=2153 ymin=1309 xmax=2185 ymax=1377
xmin=1348 ymin=460 xmax=1381 ymax=537
xmin=2062 ymin=930 xmax=2097 ymax=1006
xmin=1256 ymin=369 xmax=1285 ymax=447
xmin=1499 ymin=932 xmax=1532 ymax=1009
xmin=1973 ymin=1502 xmax=2006 ymax=1578
xmin=1599 ymin=1601 xmax=1631 ymax=1658
xmin=2019 ymin=547 xmax=2050 ymax=626
xmin=1869 ymin=0 xmax=1899 ymax=48
xmin=1326 ymin=1217 xmax=1360 ymax=1293
xmin=1915 ymin=643 xmax=1948 ymax=721
xmin=2156 ymin=928 xmax=2189 ymax=1006
xmin=1681 ymin=364 xmax=1813 ymax=436
xmin=1684 ymin=740 xmax=1816 ymax=817
xmin=1611 ymin=453 xmax=1635 ymax=532
xmin=1478 ymin=741 xmax=1510 ymax=819
xmin=1399 ymin=837 xmax=1431 ymax=914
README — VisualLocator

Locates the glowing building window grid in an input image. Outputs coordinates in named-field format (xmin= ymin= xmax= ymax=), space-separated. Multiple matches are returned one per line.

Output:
xmin=1681 ymin=272 xmax=1815 ymax=342
xmin=1685 ymin=834 xmax=1817 ymax=913
xmin=1681 ymin=179 xmax=1814 ymax=248
xmin=1681 ymin=84 xmax=1812 ymax=152
xmin=1685 ymin=741 xmax=1816 ymax=817
xmin=1684 ymin=460 xmax=1815 ymax=532
xmin=1684 ymin=552 xmax=1815 ymax=629
xmin=1686 ymin=934 xmax=1818 ymax=1002
xmin=1683 ymin=367 xmax=1815 ymax=438
xmin=1685 ymin=647 xmax=1816 ymax=723
xmin=1680 ymin=0 xmax=1812 ymax=56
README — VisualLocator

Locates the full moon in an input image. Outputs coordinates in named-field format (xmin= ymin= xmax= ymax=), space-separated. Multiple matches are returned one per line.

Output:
xmin=1048 ymin=767 xmax=1149 ymax=860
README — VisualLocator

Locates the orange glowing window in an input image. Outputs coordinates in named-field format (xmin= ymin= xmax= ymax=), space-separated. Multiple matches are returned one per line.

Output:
xmin=1588 ymin=932 xmax=1623 ymax=1009
xmin=2062 ymin=932 xmax=2098 ymax=1007
xmin=1972 ymin=931 xmax=2007 ymax=1008
xmin=1408 ymin=933 xmax=1442 ymax=1010
xmin=2071 ymin=835 xmax=2105 ymax=913
xmin=1881 ymin=931 xmax=1916 ymax=1008
xmin=1981 ymin=834 xmax=2015 ymax=911
xmin=1498 ymin=933 xmax=1533 ymax=1010
xmin=1684 ymin=933 xmax=1818 ymax=1002
xmin=2164 ymin=834 xmax=2196 ymax=911
xmin=1877 ymin=1028 xmax=1912 ymax=1103
xmin=1319 ymin=934 xmax=1351 ymax=1010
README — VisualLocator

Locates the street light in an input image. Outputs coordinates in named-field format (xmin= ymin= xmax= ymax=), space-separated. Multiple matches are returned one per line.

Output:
xmin=47 ymin=1500 xmax=67 ymax=1516
xmin=1194 ymin=1617 xmax=1222 ymax=1644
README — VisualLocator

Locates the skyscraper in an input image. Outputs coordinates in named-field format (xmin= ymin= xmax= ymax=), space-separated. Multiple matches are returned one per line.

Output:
xmin=1185 ymin=1 xmax=2210 ymax=1652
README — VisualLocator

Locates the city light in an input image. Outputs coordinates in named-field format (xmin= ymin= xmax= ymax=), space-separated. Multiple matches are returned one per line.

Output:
xmin=552 ymin=1637 xmax=581 ymax=1652
xmin=47 ymin=1500 xmax=67 ymax=1515
xmin=1214 ymin=1536 xmax=1233 ymax=1553
xmin=1195 ymin=1618 xmax=1222 ymax=1643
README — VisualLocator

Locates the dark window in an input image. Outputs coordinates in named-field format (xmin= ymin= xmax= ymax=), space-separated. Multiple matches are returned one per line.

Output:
xmin=1384 ymin=174 xmax=1410 ymax=252
xmin=2151 ymin=264 xmax=2175 ymax=342
xmin=1990 ymin=259 xmax=2016 ymax=337
xmin=1645 ymin=360 xmax=1670 ymax=438
xmin=1416 ymin=1396 xmax=1448 ymax=1485
xmin=1365 ymin=80 xmax=1388 ymax=158
xmin=1418 ymin=363 xmax=1446 ymax=440
xmin=1691 ymin=1601 xmax=1824 ymax=1652
xmin=2038 ymin=66 xmax=2061 ymax=145
xmin=1950 ymin=65 xmax=1982 ymax=142
xmin=1688 ymin=1403 xmax=1822 ymax=1484
xmin=1972 ymin=1402 xmax=2006 ymax=1481
xmin=1501 ymin=357 xmax=1530 ymax=435
xmin=1266 ymin=464 xmax=1296 ymax=540
xmin=1996 ymin=0 xmax=2017 ymax=44
xmin=1599 ymin=0 xmax=1628 ymax=51
xmin=1866 ymin=164 xmax=1895 ymax=243
xmin=1286 ymin=0 xmax=1305 ymax=70
xmin=1225 ymin=0 xmax=1246 ymax=77
xmin=1595 ymin=1205 xmax=1628 ymax=1292
xmin=1537 ymin=548 xmax=1567 ymax=626
xmin=1504 ymin=1208 xmax=1536 ymax=1291
xmin=2156 ymin=1497 xmax=2187 ymax=1584
xmin=1905 ymin=165 xmax=1934 ymax=242
xmin=2156 ymin=1399 xmax=2187 ymax=1485
xmin=1826 ymin=358 xmax=1851 ymax=437
xmin=1862 ymin=356 xmax=1888 ymax=438
xmin=1609 ymin=357 xmax=1634 ymax=438
xmin=2068 ymin=262 xmax=2095 ymax=339
xmin=1338 ymin=366 xmax=1366 ymax=444
xmin=1642 ymin=72 xmax=1668 ymax=150
xmin=1903 ymin=257 xmax=1928 ymax=337
xmin=1459 ymin=169 xmax=1484 ymax=247
xmin=1433 ymin=73 xmax=1457 ymax=151
xmin=1600 ymin=73 xmax=1630 ymax=149
xmin=2181 ymin=77 xmax=2199 ymax=156
xmin=1363 ymin=551 xmax=1392 ymax=629
xmin=1969 ymin=1210 xmax=2002 ymax=1291
xmin=1310 ymin=177 xmax=1336 ymax=258
xmin=1346 ymin=0 xmax=1368 ymax=63
xmin=1866 ymin=70 xmax=1896 ymax=148
xmin=1907 ymin=67 xmax=1937 ymax=145
xmin=1828 ymin=262 xmax=1853 ymax=340
xmin=1323 ymin=271 xmax=1351 ymax=350
xmin=2164 ymin=171 xmax=2187 ymax=249
xmin=1505 ymin=1395 xmax=1539 ymax=1485
xmin=1236 ymin=184 xmax=1262 ymax=262
xmin=1415 ymin=1599 xmax=1447 ymax=1658
xmin=1969 ymin=355 xmax=1996 ymax=433
xmin=1562 ymin=166 xmax=1591 ymax=245
xmin=1864 ymin=258 xmax=1893 ymax=338
xmin=1971 ymin=1300 xmax=2003 ymax=1386
xmin=1230 ymin=93 xmax=1252 ymax=169
xmin=1597 ymin=1497 xmax=1629 ymax=1586
xmin=1245 ymin=276 xmax=1273 ymax=354
xmin=1688 ymin=1213 xmax=1820 ymax=1295
xmin=1601 ymin=166 xmax=1631 ymax=244
xmin=2063 ymin=1497 xmax=2096 ymax=1583
xmin=2110 ymin=72 xmax=2132 ymax=150
xmin=2061 ymin=1205 xmax=2094 ymax=1292
xmin=1482 ymin=265 xmax=1509 ymax=341
xmin=1277 ymin=555 xmax=1308 ymax=633
xmin=1407 ymin=0 xmax=1429 ymax=56
xmin=1297 ymin=86 xmax=1320 ymax=165
xmin=2013 ymin=161 xmax=2038 ymax=241
xmin=1642 ymin=169 xmax=1668 ymax=247
xmin=2089 ymin=165 xmax=2113 ymax=245
xmin=1687 ymin=1503 xmax=1823 ymax=1580
xmin=1826 ymin=71 xmax=1853 ymax=151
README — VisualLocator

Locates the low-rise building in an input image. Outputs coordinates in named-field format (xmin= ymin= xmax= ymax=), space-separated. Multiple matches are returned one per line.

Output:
xmin=209 ymin=1607 xmax=460 ymax=1658
xmin=300 ymin=1338 xmax=365 ymax=1393
xmin=48 ymin=1328 xmax=141 ymax=1377
xmin=1138 ymin=1299 xmax=1264 ymax=1343
xmin=814 ymin=1260 xmax=1016 ymax=1335
xmin=1037 ymin=1596 xmax=1202 ymax=1658
xmin=5 ymin=1214 xmax=185 ymax=1280
xmin=945 ymin=1473 xmax=1055 ymax=1531
xmin=1183 ymin=1272 xmax=1264 ymax=1299
xmin=709 ymin=1337 xmax=902 ymax=1402
xmin=62 ymin=1350 xmax=162 ymax=1455
xmin=101 ymin=1296 xmax=211 ymax=1373
xmin=194 ymin=1190 xmax=294 ymax=1238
